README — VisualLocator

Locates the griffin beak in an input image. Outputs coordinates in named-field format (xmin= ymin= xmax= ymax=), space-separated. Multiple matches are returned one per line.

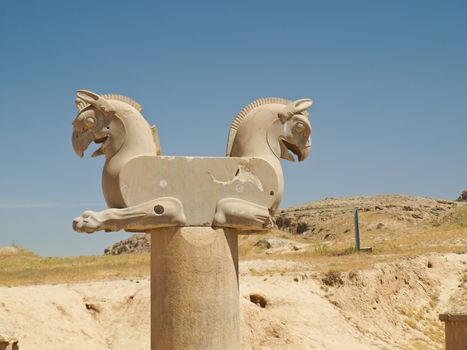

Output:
xmin=280 ymin=138 xmax=311 ymax=162
xmin=298 ymin=137 xmax=311 ymax=162
xmin=279 ymin=139 xmax=295 ymax=162
xmin=72 ymin=130 xmax=94 ymax=158
xmin=299 ymin=145 xmax=311 ymax=161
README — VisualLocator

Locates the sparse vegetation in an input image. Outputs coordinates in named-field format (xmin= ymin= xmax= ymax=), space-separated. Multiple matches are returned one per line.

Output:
xmin=321 ymin=270 xmax=343 ymax=287
xmin=313 ymin=242 xmax=330 ymax=255
xmin=254 ymin=239 xmax=271 ymax=251
xmin=428 ymin=291 xmax=440 ymax=309
xmin=0 ymin=247 xmax=149 ymax=286
xmin=235 ymin=196 xmax=467 ymax=273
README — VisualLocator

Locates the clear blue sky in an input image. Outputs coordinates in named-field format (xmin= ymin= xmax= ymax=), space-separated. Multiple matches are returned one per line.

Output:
xmin=0 ymin=0 xmax=465 ymax=256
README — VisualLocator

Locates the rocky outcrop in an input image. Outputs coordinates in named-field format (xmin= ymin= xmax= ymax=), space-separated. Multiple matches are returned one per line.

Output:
xmin=104 ymin=234 xmax=150 ymax=255
xmin=276 ymin=195 xmax=463 ymax=237
xmin=457 ymin=190 xmax=467 ymax=202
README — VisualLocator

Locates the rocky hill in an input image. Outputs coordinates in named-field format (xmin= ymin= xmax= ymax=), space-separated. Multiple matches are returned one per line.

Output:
xmin=277 ymin=194 xmax=461 ymax=237
xmin=104 ymin=194 xmax=466 ymax=255
xmin=458 ymin=190 xmax=467 ymax=202
xmin=104 ymin=234 xmax=150 ymax=255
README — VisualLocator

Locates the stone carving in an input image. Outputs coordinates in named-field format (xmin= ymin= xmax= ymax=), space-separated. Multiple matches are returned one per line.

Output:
xmin=71 ymin=91 xmax=312 ymax=233
xmin=226 ymin=97 xmax=312 ymax=212
xmin=71 ymin=90 xmax=313 ymax=350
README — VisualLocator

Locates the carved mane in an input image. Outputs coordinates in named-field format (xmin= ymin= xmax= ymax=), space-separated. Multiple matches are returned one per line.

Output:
xmin=226 ymin=97 xmax=291 ymax=156
xmin=75 ymin=94 xmax=142 ymax=113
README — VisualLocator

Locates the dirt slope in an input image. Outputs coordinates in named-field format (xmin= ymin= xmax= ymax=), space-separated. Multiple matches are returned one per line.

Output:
xmin=1 ymin=194 xmax=465 ymax=349
xmin=1 ymin=253 xmax=465 ymax=350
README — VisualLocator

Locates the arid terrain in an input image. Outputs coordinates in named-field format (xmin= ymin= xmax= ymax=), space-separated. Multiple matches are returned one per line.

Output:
xmin=0 ymin=194 xmax=466 ymax=349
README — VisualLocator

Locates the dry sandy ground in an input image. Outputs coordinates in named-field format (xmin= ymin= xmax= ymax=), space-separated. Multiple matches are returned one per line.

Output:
xmin=0 ymin=253 xmax=465 ymax=350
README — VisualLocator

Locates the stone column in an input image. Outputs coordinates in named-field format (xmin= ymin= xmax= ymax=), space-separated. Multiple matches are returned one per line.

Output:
xmin=439 ymin=311 xmax=467 ymax=350
xmin=151 ymin=227 xmax=240 ymax=350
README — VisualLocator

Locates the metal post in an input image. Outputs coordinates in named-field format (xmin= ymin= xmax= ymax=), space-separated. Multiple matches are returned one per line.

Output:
xmin=354 ymin=208 xmax=360 ymax=252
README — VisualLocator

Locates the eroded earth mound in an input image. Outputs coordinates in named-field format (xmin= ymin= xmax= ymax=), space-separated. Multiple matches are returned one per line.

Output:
xmin=0 ymin=254 xmax=465 ymax=349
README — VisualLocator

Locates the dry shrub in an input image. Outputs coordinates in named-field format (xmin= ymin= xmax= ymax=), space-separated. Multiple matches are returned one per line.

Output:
xmin=322 ymin=270 xmax=343 ymax=287
xmin=254 ymin=239 xmax=271 ymax=250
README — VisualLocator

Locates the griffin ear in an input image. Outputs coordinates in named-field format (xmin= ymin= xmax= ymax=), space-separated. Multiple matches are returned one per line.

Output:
xmin=293 ymin=99 xmax=313 ymax=114
xmin=76 ymin=89 xmax=100 ymax=101
xmin=76 ymin=90 xmax=116 ymax=115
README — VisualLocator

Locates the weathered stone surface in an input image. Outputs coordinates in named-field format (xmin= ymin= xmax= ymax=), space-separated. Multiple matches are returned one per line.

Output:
xmin=151 ymin=227 xmax=239 ymax=350
xmin=118 ymin=156 xmax=279 ymax=229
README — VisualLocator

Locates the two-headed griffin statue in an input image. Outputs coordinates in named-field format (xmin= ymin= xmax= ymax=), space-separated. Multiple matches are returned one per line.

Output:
xmin=71 ymin=90 xmax=312 ymax=233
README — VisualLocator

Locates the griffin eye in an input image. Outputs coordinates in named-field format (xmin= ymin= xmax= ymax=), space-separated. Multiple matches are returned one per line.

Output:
xmin=294 ymin=122 xmax=305 ymax=133
xmin=84 ymin=117 xmax=96 ymax=128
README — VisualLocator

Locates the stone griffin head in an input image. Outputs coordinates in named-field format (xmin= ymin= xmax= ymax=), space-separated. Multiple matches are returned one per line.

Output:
xmin=227 ymin=97 xmax=313 ymax=163
xmin=272 ymin=99 xmax=313 ymax=162
xmin=72 ymin=90 xmax=160 ymax=159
